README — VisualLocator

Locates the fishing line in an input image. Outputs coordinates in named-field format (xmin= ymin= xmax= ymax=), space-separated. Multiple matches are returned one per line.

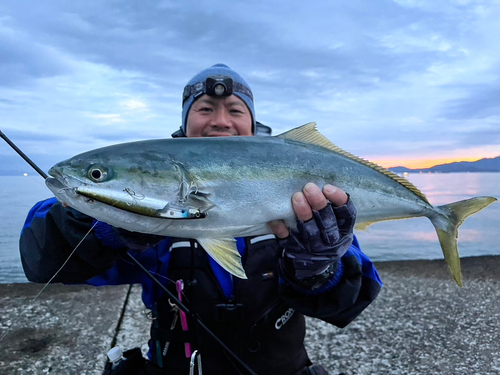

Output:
xmin=0 ymin=221 xmax=99 ymax=343
xmin=1 ymin=130 xmax=258 ymax=374
xmin=0 ymin=153 xmax=47 ymax=189
xmin=0 ymin=130 xmax=48 ymax=179
xmin=0 ymin=130 xmax=106 ymax=344
xmin=32 ymin=221 xmax=100 ymax=301
xmin=126 ymin=252 xmax=258 ymax=375
xmin=118 ymin=254 xmax=176 ymax=285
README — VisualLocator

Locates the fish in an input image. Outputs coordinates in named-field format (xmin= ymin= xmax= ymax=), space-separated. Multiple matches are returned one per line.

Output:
xmin=45 ymin=123 xmax=497 ymax=286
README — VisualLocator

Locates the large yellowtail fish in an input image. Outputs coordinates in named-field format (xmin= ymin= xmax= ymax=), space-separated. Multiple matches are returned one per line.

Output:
xmin=45 ymin=123 xmax=497 ymax=286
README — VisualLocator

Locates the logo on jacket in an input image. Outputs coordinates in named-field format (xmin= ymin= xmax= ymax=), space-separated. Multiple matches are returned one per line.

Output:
xmin=275 ymin=308 xmax=295 ymax=330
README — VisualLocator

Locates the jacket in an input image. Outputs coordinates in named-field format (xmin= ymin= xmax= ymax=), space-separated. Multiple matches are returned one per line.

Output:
xmin=20 ymin=198 xmax=382 ymax=375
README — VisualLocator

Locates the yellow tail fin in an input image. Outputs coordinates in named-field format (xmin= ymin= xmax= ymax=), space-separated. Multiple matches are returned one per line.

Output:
xmin=432 ymin=196 xmax=497 ymax=287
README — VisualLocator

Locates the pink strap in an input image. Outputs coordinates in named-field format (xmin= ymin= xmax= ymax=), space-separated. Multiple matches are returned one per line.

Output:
xmin=176 ymin=280 xmax=192 ymax=358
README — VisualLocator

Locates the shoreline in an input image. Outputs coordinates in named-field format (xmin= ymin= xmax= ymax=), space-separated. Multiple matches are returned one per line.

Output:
xmin=1 ymin=255 xmax=500 ymax=374
xmin=0 ymin=254 xmax=500 ymax=287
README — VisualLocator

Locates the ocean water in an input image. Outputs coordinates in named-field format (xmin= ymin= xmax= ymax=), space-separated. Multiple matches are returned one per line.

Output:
xmin=0 ymin=173 xmax=499 ymax=283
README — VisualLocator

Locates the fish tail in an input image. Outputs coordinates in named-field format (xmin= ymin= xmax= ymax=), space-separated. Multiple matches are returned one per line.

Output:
xmin=430 ymin=196 xmax=497 ymax=287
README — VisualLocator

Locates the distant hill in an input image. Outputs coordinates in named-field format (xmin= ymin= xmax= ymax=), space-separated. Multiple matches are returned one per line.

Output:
xmin=2 ymin=153 xmax=499 ymax=176
xmin=389 ymin=156 xmax=500 ymax=173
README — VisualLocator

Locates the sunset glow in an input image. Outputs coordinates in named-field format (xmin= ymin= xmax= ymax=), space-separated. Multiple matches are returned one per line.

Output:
xmin=372 ymin=157 xmax=486 ymax=169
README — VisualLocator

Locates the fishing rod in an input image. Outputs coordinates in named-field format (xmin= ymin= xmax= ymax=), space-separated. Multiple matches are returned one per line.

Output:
xmin=1 ymin=130 xmax=258 ymax=375
xmin=0 ymin=130 xmax=48 ymax=179
xmin=126 ymin=253 xmax=257 ymax=375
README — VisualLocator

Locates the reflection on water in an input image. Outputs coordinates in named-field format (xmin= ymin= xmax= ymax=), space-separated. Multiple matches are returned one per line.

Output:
xmin=355 ymin=172 xmax=500 ymax=262
xmin=407 ymin=173 xmax=487 ymax=205
xmin=0 ymin=173 xmax=499 ymax=283
xmin=0 ymin=176 xmax=50 ymax=283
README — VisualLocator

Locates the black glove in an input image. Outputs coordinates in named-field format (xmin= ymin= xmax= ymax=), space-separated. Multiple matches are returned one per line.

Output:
xmin=93 ymin=221 xmax=165 ymax=252
xmin=278 ymin=197 xmax=357 ymax=290
xmin=112 ymin=227 xmax=165 ymax=252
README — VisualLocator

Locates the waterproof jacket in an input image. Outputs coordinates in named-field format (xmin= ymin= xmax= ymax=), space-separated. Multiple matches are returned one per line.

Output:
xmin=20 ymin=198 xmax=382 ymax=375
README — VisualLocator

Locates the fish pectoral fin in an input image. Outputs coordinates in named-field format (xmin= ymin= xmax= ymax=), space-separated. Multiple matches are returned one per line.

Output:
xmin=196 ymin=238 xmax=247 ymax=279
xmin=354 ymin=222 xmax=374 ymax=231
xmin=187 ymin=192 xmax=218 ymax=213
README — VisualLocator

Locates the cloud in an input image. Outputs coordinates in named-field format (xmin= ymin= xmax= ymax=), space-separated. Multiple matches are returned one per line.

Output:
xmin=0 ymin=97 xmax=16 ymax=105
xmin=440 ymin=82 xmax=500 ymax=120
xmin=0 ymin=0 xmax=499 ymax=163
xmin=0 ymin=128 xmax=69 ymax=142
xmin=0 ymin=19 xmax=73 ymax=87
xmin=87 ymin=113 xmax=124 ymax=124
xmin=120 ymin=99 xmax=148 ymax=111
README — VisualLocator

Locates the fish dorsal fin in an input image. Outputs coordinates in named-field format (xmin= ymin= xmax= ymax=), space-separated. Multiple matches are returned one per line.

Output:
xmin=277 ymin=123 xmax=429 ymax=204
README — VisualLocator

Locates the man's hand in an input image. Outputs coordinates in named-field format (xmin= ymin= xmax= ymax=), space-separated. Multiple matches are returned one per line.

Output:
xmin=268 ymin=183 xmax=356 ymax=290
xmin=268 ymin=183 xmax=349 ymax=238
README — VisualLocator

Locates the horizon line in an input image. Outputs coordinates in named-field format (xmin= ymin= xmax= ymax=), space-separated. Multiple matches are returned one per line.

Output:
xmin=373 ymin=155 xmax=499 ymax=169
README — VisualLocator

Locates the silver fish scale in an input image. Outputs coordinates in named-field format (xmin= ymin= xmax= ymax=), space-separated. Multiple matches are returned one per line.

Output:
xmin=45 ymin=124 xmax=498 ymax=285
xmin=46 ymin=135 xmax=432 ymax=238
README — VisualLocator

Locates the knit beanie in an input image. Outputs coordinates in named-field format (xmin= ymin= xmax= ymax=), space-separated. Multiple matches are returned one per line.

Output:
xmin=182 ymin=64 xmax=256 ymax=134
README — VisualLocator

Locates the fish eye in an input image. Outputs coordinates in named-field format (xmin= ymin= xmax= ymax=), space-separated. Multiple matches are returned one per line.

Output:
xmin=88 ymin=165 xmax=108 ymax=183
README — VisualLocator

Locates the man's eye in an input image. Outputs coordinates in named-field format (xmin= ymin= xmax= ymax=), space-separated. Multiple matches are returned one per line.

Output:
xmin=200 ymin=107 xmax=213 ymax=112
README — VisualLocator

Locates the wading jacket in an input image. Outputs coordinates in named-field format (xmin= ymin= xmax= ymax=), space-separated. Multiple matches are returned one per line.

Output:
xmin=20 ymin=198 xmax=382 ymax=375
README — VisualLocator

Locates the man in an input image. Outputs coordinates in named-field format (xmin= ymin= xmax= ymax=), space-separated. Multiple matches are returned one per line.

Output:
xmin=20 ymin=64 xmax=382 ymax=375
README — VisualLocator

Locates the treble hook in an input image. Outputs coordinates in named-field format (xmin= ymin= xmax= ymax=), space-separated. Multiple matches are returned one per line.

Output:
xmin=123 ymin=187 xmax=145 ymax=199
xmin=123 ymin=188 xmax=145 ymax=206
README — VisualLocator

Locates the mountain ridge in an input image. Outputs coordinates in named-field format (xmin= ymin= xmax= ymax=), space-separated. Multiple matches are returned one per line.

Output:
xmin=1 ymin=154 xmax=499 ymax=176
xmin=388 ymin=156 xmax=500 ymax=173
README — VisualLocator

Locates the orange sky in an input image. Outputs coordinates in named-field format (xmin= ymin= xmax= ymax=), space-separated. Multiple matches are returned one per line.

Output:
xmin=372 ymin=156 xmax=486 ymax=169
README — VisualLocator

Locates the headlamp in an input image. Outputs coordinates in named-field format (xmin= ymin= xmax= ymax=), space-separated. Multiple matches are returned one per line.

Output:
xmin=206 ymin=76 xmax=233 ymax=97
xmin=214 ymin=83 xmax=226 ymax=96
xmin=183 ymin=75 xmax=253 ymax=104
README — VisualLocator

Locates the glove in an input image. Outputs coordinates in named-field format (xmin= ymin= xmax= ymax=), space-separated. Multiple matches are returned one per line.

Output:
xmin=93 ymin=221 xmax=165 ymax=252
xmin=112 ymin=227 xmax=165 ymax=252
xmin=278 ymin=197 xmax=357 ymax=290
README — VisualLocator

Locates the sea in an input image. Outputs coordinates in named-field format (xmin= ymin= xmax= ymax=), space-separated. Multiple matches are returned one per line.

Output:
xmin=1 ymin=173 xmax=499 ymax=284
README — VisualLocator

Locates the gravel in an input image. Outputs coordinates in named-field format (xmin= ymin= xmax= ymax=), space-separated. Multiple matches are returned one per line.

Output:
xmin=2 ymin=256 xmax=499 ymax=375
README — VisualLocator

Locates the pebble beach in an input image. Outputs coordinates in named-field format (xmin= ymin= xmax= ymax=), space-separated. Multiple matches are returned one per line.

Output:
xmin=1 ymin=256 xmax=500 ymax=375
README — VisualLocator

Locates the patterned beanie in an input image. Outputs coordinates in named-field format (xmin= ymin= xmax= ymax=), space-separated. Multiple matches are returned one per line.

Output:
xmin=182 ymin=63 xmax=256 ymax=134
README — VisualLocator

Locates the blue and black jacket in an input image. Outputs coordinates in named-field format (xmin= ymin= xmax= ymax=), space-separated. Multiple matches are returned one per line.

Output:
xmin=20 ymin=198 xmax=382 ymax=375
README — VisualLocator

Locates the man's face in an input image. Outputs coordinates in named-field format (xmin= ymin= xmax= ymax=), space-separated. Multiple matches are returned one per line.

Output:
xmin=186 ymin=94 xmax=253 ymax=137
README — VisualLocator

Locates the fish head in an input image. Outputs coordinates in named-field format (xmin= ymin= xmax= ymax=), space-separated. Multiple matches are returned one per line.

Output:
xmin=45 ymin=141 xmax=206 ymax=230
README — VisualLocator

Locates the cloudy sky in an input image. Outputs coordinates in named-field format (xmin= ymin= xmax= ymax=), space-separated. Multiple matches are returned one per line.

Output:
xmin=1 ymin=0 xmax=500 ymax=172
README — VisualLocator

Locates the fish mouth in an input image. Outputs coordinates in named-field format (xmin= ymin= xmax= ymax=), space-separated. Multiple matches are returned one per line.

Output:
xmin=46 ymin=167 xmax=84 ymax=200
xmin=46 ymin=167 xmax=70 ymax=188
xmin=45 ymin=176 xmax=66 ymax=191
xmin=47 ymin=166 xmax=62 ymax=181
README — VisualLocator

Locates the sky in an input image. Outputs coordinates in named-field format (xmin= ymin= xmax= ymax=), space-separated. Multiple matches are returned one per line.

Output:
xmin=1 ymin=0 xmax=500 ymax=172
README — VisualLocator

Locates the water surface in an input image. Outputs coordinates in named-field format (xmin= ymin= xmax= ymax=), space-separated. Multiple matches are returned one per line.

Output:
xmin=1 ymin=173 xmax=499 ymax=283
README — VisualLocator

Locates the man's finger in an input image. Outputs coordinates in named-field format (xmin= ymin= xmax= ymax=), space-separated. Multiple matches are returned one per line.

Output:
xmin=268 ymin=220 xmax=289 ymax=239
xmin=302 ymin=183 xmax=328 ymax=211
xmin=292 ymin=192 xmax=313 ymax=222
xmin=323 ymin=184 xmax=348 ymax=207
